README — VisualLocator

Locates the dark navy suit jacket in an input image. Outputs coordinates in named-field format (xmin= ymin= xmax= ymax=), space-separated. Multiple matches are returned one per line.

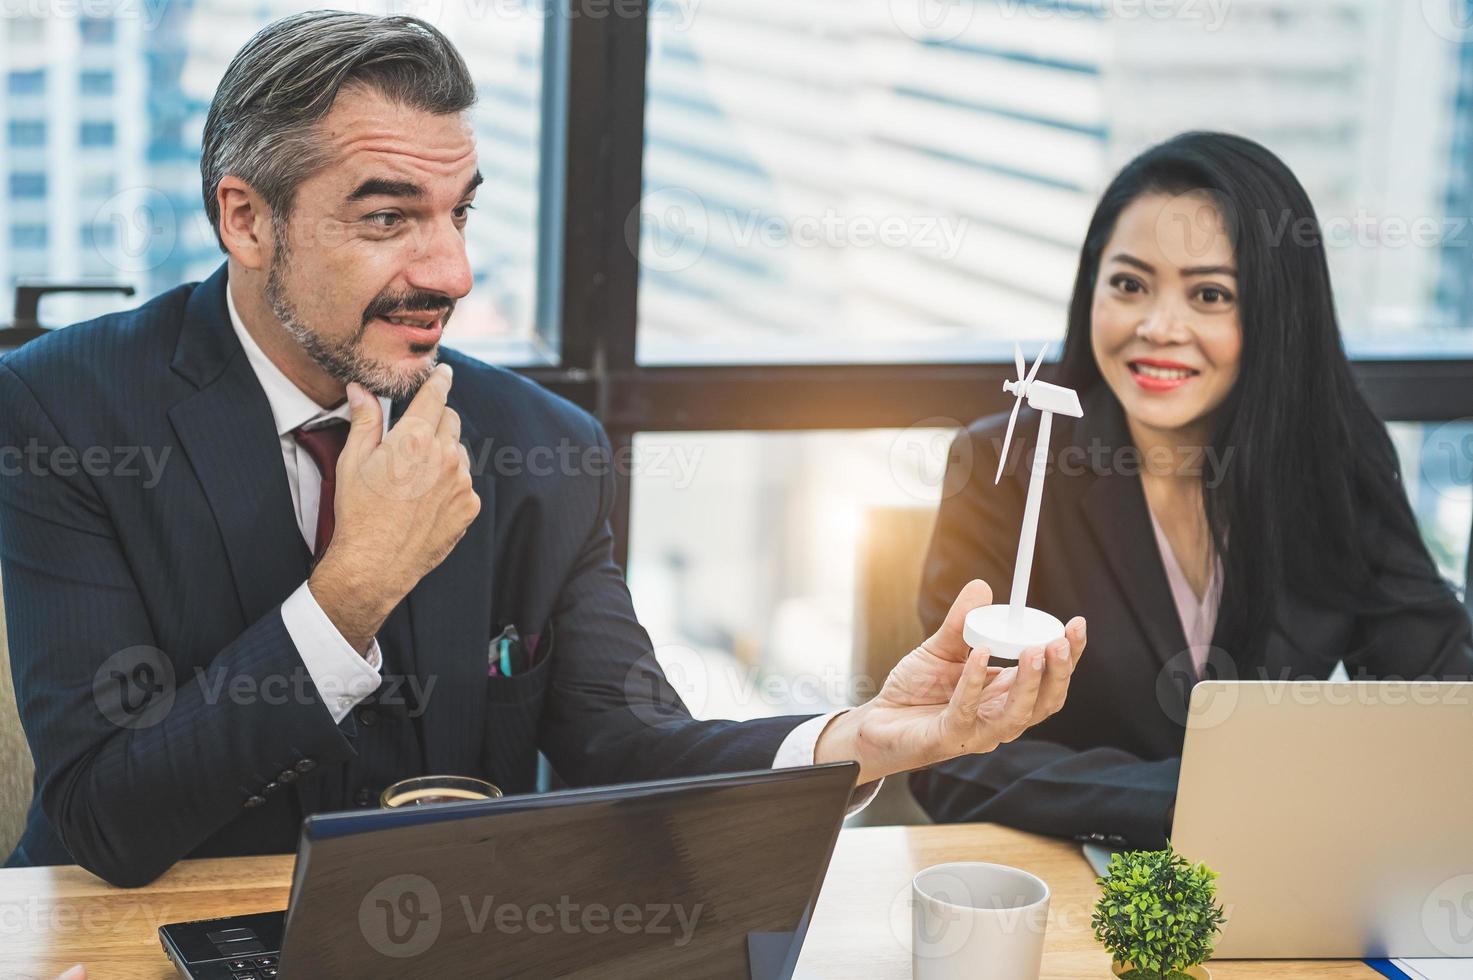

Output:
xmin=0 ymin=265 xmax=809 ymax=887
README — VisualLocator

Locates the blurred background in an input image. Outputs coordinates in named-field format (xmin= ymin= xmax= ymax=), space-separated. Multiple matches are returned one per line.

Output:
xmin=3 ymin=0 xmax=1472 ymax=723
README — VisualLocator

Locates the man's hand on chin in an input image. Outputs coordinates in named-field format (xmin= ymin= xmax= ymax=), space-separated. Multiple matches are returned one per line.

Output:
xmin=814 ymin=579 xmax=1086 ymax=785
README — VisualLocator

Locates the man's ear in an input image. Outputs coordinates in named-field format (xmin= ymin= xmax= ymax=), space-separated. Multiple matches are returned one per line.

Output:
xmin=216 ymin=176 xmax=275 ymax=270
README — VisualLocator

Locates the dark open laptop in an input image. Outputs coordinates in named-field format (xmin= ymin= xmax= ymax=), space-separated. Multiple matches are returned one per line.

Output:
xmin=159 ymin=762 xmax=858 ymax=979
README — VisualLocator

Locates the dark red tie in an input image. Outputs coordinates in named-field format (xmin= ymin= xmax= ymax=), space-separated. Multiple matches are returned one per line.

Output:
xmin=292 ymin=420 xmax=350 ymax=560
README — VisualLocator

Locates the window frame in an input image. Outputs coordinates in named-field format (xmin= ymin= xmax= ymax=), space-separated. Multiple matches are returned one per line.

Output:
xmin=9 ymin=7 xmax=1473 ymax=571
xmin=524 ymin=6 xmax=1473 ymax=569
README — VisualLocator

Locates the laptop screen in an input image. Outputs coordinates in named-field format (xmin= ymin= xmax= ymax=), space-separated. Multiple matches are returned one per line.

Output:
xmin=280 ymin=763 xmax=857 ymax=978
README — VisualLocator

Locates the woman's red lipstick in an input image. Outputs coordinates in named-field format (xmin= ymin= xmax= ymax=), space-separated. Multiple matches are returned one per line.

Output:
xmin=1128 ymin=357 xmax=1200 ymax=392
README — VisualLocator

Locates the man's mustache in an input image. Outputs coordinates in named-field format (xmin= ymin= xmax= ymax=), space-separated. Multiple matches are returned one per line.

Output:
xmin=361 ymin=291 xmax=456 ymax=326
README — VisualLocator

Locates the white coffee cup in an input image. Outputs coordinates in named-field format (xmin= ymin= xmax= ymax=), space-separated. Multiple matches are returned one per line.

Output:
xmin=912 ymin=862 xmax=1051 ymax=980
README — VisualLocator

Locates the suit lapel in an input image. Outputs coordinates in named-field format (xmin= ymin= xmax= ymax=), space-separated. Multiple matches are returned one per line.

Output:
xmin=167 ymin=265 xmax=312 ymax=627
xmin=397 ymin=385 xmax=497 ymax=778
xmin=168 ymin=265 xmax=323 ymax=817
xmin=1072 ymin=387 xmax=1189 ymax=676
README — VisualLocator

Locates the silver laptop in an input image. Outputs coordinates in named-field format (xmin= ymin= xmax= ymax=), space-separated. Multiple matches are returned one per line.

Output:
xmin=1171 ymin=680 xmax=1473 ymax=959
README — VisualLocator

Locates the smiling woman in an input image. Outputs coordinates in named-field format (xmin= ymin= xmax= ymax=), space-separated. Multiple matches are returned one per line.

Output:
xmin=1054 ymin=132 xmax=1444 ymax=659
xmin=910 ymin=131 xmax=1473 ymax=848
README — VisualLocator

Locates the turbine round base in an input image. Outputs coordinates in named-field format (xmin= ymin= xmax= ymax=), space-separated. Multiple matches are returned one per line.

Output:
xmin=962 ymin=604 xmax=1065 ymax=661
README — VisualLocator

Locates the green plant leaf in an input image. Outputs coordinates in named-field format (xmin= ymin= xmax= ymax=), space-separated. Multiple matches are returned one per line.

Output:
xmin=1091 ymin=844 xmax=1224 ymax=975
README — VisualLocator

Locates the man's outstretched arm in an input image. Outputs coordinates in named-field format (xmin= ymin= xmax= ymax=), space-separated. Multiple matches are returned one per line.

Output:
xmin=533 ymin=418 xmax=1087 ymax=790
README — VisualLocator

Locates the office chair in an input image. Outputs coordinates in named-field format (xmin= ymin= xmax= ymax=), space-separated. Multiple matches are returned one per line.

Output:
xmin=1 ymin=283 xmax=135 ymax=352
xmin=848 ymin=504 xmax=937 ymax=827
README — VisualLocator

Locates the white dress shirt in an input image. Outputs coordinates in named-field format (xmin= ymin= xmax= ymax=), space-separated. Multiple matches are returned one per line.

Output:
xmin=226 ymin=281 xmax=388 ymax=725
xmin=226 ymin=278 xmax=872 ymax=808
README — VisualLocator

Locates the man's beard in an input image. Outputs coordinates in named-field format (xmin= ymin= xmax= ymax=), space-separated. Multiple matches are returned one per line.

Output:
xmin=264 ymin=236 xmax=452 ymax=402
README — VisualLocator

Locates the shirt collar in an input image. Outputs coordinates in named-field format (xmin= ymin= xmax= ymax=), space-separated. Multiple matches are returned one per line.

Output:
xmin=225 ymin=275 xmax=392 ymax=437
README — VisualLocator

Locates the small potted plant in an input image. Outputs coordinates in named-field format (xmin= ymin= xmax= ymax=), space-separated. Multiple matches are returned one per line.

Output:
xmin=1091 ymin=846 xmax=1226 ymax=979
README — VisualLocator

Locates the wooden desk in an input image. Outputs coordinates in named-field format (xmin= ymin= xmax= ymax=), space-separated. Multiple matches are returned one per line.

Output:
xmin=0 ymin=824 xmax=1374 ymax=979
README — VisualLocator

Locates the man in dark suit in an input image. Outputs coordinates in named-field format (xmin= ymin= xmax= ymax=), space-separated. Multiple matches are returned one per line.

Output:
xmin=0 ymin=12 xmax=1085 ymax=888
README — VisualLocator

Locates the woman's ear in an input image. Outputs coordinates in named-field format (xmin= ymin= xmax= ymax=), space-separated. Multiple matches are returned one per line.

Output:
xmin=215 ymin=176 xmax=273 ymax=270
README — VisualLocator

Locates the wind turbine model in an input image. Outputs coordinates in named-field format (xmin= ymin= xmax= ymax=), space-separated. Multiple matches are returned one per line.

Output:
xmin=963 ymin=343 xmax=1083 ymax=660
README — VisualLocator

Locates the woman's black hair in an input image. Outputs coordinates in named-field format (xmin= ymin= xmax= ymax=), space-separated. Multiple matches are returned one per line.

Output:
xmin=1058 ymin=131 xmax=1447 ymax=665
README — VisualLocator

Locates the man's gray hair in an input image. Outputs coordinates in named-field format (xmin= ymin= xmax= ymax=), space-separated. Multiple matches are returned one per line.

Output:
xmin=201 ymin=10 xmax=476 ymax=250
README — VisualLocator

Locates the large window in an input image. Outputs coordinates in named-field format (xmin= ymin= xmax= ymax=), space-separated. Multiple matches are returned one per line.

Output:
xmin=4 ymin=2 xmax=1472 ymax=724
xmin=0 ymin=2 xmax=548 ymax=351
xmin=621 ymin=2 xmax=1473 ymax=716
xmin=5 ymin=69 xmax=44 ymax=95
xmin=8 ymin=174 xmax=45 ymax=199
xmin=1398 ymin=420 xmax=1473 ymax=588
xmin=79 ymin=121 xmax=114 ymax=148
xmin=79 ymin=70 xmax=113 ymax=97
xmin=637 ymin=2 xmax=1473 ymax=364
xmin=627 ymin=428 xmax=950 ymax=719
xmin=7 ymin=120 xmax=43 ymax=147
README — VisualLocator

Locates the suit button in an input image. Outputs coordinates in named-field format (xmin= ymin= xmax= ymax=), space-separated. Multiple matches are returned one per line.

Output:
xmin=357 ymin=708 xmax=378 ymax=727
xmin=243 ymin=795 xmax=266 ymax=809
xmin=278 ymin=769 xmax=297 ymax=783
xmin=295 ymin=759 xmax=316 ymax=773
xmin=354 ymin=788 xmax=374 ymax=807
xmin=263 ymin=781 xmax=280 ymax=794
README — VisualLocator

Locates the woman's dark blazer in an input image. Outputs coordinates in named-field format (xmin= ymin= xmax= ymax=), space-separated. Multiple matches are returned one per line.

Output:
xmin=910 ymin=383 xmax=1473 ymax=848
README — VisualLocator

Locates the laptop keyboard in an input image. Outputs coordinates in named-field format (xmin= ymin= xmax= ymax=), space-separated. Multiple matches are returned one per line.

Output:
xmin=223 ymin=955 xmax=279 ymax=979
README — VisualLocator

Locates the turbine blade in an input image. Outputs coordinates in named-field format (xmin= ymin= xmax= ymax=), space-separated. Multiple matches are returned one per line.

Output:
xmin=1025 ymin=342 xmax=1048 ymax=386
xmin=995 ymin=395 xmax=1023 ymax=485
xmin=1013 ymin=342 xmax=1025 ymax=382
